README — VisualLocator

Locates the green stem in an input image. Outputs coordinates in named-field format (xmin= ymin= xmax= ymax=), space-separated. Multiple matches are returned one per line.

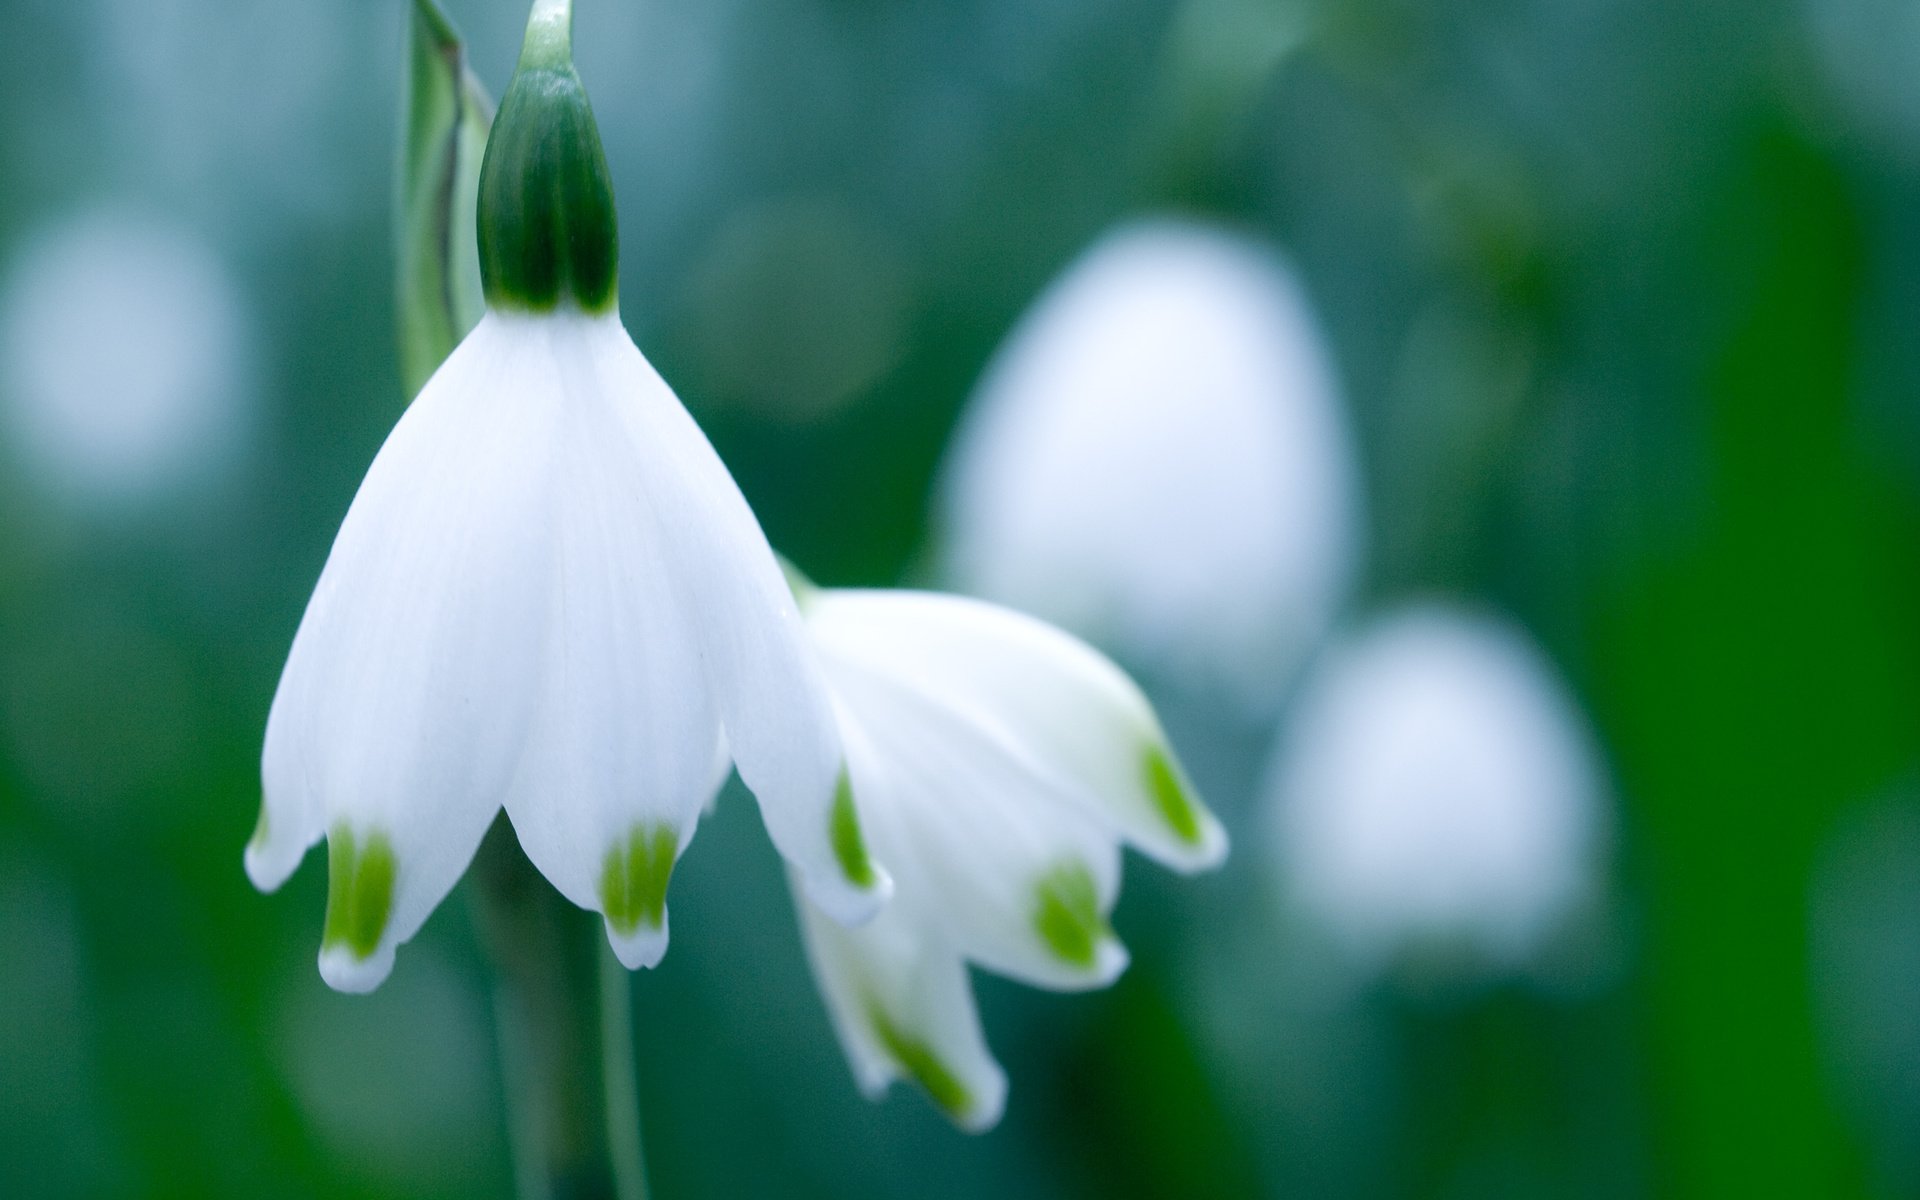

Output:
xmin=600 ymin=941 xmax=649 ymax=1200
xmin=470 ymin=814 xmax=649 ymax=1200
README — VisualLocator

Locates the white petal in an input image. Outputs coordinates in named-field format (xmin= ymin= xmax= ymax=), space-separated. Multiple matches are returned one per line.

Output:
xmin=249 ymin=630 xmax=324 ymax=893
xmin=255 ymin=313 xmax=558 ymax=992
xmin=594 ymin=324 xmax=889 ymax=924
xmin=793 ymin=876 xmax=1007 ymax=1131
xmin=503 ymin=317 xmax=728 ymax=970
xmin=832 ymin=664 xmax=1127 ymax=991
xmin=808 ymin=589 xmax=1226 ymax=871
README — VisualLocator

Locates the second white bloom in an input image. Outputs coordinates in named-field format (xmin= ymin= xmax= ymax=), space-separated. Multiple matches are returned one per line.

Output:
xmin=789 ymin=584 xmax=1227 ymax=1129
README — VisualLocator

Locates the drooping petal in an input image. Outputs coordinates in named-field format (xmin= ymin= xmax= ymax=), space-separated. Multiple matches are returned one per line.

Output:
xmin=793 ymin=876 xmax=1007 ymax=1132
xmin=831 ymin=663 xmax=1127 ymax=991
xmin=504 ymin=314 xmax=728 ymax=970
xmin=249 ymin=632 xmax=326 ymax=894
xmin=254 ymin=312 xmax=558 ymax=992
xmin=592 ymin=323 xmax=889 ymax=925
xmin=807 ymin=589 xmax=1226 ymax=871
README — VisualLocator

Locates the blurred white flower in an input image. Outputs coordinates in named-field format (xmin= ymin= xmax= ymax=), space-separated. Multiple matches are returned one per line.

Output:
xmin=0 ymin=212 xmax=248 ymax=506
xmin=790 ymin=582 xmax=1226 ymax=1129
xmin=1266 ymin=605 xmax=1605 ymax=973
xmin=938 ymin=218 xmax=1362 ymax=710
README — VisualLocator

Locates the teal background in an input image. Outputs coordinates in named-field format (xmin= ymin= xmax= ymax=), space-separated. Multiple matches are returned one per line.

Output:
xmin=0 ymin=0 xmax=1917 ymax=1197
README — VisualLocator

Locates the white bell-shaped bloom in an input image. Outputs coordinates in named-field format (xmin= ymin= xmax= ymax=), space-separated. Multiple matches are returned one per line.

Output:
xmin=1266 ymin=605 xmax=1605 ymax=973
xmin=788 ymin=583 xmax=1227 ymax=1129
xmin=247 ymin=2 xmax=886 ymax=993
xmin=250 ymin=312 xmax=886 ymax=992
xmin=938 ymin=219 xmax=1362 ymax=710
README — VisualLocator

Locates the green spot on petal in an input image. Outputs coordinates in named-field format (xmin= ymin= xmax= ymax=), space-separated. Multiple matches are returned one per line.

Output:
xmin=322 ymin=824 xmax=396 ymax=960
xmin=1033 ymin=860 xmax=1110 ymax=970
xmin=248 ymin=805 xmax=270 ymax=850
xmin=1143 ymin=743 xmax=1204 ymax=845
xmin=869 ymin=1004 xmax=972 ymax=1120
xmin=829 ymin=769 xmax=877 ymax=889
xmin=599 ymin=822 xmax=677 ymax=935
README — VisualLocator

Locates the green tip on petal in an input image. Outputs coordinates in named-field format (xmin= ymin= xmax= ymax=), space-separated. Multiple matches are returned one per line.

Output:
xmin=248 ymin=805 xmax=270 ymax=851
xmin=1033 ymin=860 xmax=1110 ymax=970
xmin=599 ymin=822 xmax=677 ymax=935
xmin=476 ymin=0 xmax=617 ymax=313
xmin=829 ymin=769 xmax=878 ymax=890
xmin=869 ymin=1004 xmax=973 ymax=1121
xmin=1143 ymin=743 xmax=1205 ymax=846
xmin=322 ymin=824 xmax=397 ymax=961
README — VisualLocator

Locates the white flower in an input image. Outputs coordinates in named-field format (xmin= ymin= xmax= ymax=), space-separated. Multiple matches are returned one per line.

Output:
xmin=1265 ymin=605 xmax=1605 ymax=973
xmin=249 ymin=311 xmax=886 ymax=992
xmin=787 ymin=583 xmax=1226 ymax=1129
xmin=0 ymin=211 xmax=249 ymax=507
xmin=937 ymin=218 xmax=1362 ymax=710
xmin=246 ymin=2 xmax=887 ymax=993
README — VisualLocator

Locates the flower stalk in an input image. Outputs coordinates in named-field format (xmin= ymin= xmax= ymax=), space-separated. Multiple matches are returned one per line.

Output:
xmin=471 ymin=815 xmax=649 ymax=1200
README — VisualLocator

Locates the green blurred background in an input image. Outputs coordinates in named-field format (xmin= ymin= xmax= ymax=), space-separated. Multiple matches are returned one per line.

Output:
xmin=1 ymin=0 xmax=1917 ymax=1196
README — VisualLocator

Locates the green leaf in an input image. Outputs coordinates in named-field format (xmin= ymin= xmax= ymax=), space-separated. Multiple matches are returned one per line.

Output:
xmin=394 ymin=0 xmax=493 ymax=401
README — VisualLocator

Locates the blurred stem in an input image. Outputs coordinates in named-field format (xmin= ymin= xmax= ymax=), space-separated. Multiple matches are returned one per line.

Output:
xmin=601 ymin=933 xmax=648 ymax=1196
xmin=470 ymin=815 xmax=649 ymax=1200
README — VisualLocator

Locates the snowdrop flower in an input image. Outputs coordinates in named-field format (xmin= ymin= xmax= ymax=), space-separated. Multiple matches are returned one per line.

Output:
xmin=0 ymin=211 xmax=248 ymax=506
xmin=247 ymin=0 xmax=886 ymax=993
xmin=1266 ymin=605 xmax=1605 ymax=973
xmin=786 ymin=574 xmax=1227 ymax=1129
xmin=938 ymin=219 xmax=1362 ymax=710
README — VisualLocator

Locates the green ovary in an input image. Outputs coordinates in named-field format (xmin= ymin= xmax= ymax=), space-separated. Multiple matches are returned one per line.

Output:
xmin=322 ymin=824 xmax=397 ymax=960
xmin=599 ymin=822 xmax=678 ymax=935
